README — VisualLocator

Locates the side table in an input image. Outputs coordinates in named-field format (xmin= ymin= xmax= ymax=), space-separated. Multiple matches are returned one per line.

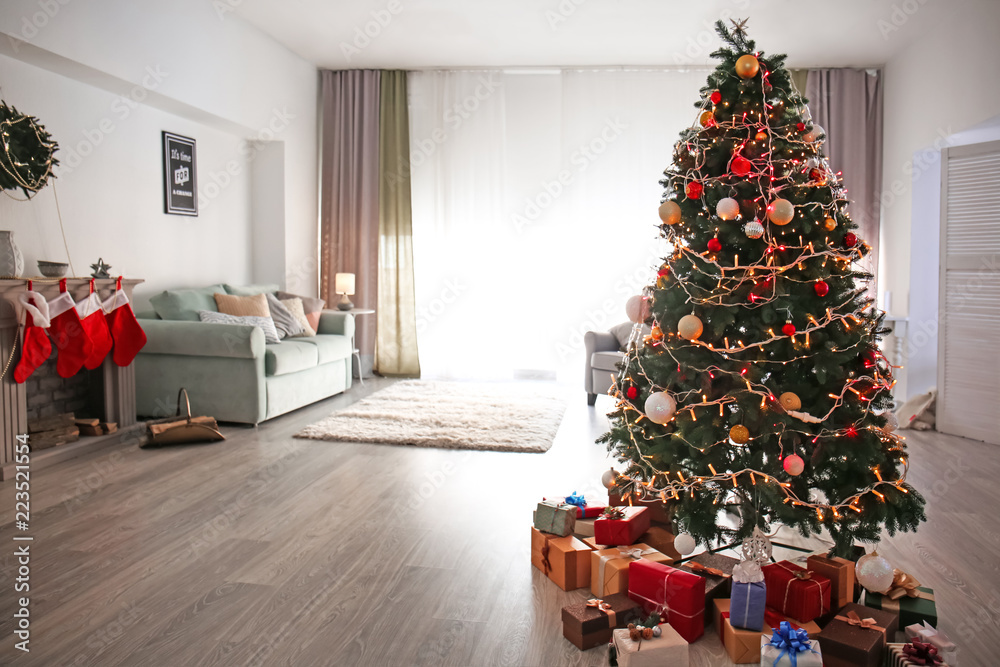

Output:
xmin=342 ymin=308 xmax=375 ymax=384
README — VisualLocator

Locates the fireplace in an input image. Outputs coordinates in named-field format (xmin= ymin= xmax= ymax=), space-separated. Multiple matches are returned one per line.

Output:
xmin=0 ymin=278 xmax=143 ymax=478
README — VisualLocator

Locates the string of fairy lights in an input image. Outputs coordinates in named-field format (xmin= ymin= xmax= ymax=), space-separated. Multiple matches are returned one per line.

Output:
xmin=0 ymin=104 xmax=59 ymax=199
xmin=609 ymin=44 xmax=907 ymax=521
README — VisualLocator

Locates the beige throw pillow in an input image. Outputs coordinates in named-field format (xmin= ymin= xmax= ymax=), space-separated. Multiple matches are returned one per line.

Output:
xmin=214 ymin=292 xmax=271 ymax=318
xmin=281 ymin=298 xmax=316 ymax=336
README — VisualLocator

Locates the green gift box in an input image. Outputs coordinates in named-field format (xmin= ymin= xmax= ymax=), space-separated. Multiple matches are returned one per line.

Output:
xmin=864 ymin=586 xmax=937 ymax=628
xmin=533 ymin=500 xmax=576 ymax=536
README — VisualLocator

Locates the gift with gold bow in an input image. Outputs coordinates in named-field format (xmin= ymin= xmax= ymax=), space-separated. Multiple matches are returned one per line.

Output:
xmin=561 ymin=593 xmax=642 ymax=650
xmin=816 ymin=602 xmax=900 ymax=667
xmin=591 ymin=543 xmax=671 ymax=597
xmin=594 ymin=505 xmax=650 ymax=546
xmin=762 ymin=560 xmax=831 ymax=623
xmin=864 ymin=568 xmax=938 ymax=627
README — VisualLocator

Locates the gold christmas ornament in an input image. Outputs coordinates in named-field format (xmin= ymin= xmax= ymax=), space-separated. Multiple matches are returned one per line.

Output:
xmin=779 ymin=392 xmax=802 ymax=411
xmin=658 ymin=200 xmax=682 ymax=225
xmin=729 ymin=424 xmax=750 ymax=444
xmin=699 ymin=110 xmax=715 ymax=127
xmin=735 ymin=54 xmax=759 ymax=79
xmin=677 ymin=314 xmax=704 ymax=341
xmin=766 ymin=198 xmax=795 ymax=226
xmin=824 ymin=217 xmax=838 ymax=231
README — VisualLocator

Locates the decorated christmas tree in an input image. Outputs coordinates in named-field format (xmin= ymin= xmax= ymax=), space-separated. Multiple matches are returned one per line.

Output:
xmin=599 ymin=20 xmax=925 ymax=558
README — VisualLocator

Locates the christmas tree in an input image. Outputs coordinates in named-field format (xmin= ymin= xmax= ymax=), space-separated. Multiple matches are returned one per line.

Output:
xmin=599 ymin=20 xmax=925 ymax=558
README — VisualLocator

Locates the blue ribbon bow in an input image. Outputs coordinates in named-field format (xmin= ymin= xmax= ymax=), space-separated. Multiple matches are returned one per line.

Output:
xmin=768 ymin=621 xmax=814 ymax=667
xmin=564 ymin=492 xmax=587 ymax=508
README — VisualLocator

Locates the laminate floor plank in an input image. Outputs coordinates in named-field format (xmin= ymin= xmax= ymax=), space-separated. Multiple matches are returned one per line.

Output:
xmin=0 ymin=382 xmax=998 ymax=666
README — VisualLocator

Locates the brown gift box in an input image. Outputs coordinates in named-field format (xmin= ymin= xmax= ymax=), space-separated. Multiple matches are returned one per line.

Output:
xmin=590 ymin=543 xmax=672 ymax=597
xmin=573 ymin=518 xmax=596 ymax=538
xmin=637 ymin=525 xmax=682 ymax=560
xmin=807 ymin=553 xmax=855 ymax=611
xmin=679 ymin=552 xmax=737 ymax=622
xmin=713 ymin=599 xmax=821 ymax=664
xmin=817 ymin=602 xmax=899 ymax=667
xmin=608 ymin=491 xmax=673 ymax=525
xmin=530 ymin=527 xmax=594 ymax=591
xmin=561 ymin=593 xmax=642 ymax=650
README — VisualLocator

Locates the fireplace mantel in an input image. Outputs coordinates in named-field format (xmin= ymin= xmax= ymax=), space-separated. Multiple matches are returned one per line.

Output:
xmin=0 ymin=277 xmax=144 ymax=477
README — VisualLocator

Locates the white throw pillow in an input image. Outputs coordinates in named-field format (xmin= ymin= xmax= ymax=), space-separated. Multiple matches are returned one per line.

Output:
xmin=197 ymin=310 xmax=282 ymax=344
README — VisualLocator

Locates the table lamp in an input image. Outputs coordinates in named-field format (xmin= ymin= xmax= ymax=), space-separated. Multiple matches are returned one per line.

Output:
xmin=335 ymin=272 xmax=356 ymax=311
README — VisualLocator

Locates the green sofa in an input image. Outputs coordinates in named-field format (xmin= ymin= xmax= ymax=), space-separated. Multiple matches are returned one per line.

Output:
xmin=134 ymin=284 xmax=354 ymax=425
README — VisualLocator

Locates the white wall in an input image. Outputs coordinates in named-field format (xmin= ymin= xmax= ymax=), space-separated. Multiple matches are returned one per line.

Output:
xmin=879 ymin=0 xmax=1000 ymax=398
xmin=0 ymin=0 xmax=318 ymax=306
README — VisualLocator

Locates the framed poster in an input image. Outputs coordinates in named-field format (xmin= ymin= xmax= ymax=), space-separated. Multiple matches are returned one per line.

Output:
xmin=162 ymin=131 xmax=198 ymax=216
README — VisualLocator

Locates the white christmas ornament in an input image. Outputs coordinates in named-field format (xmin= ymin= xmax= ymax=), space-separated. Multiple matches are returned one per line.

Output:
xmin=625 ymin=295 xmax=650 ymax=324
xmin=673 ymin=533 xmax=696 ymax=556
xmin=601 ymin=468 xmax=618 ymax=489
xmin=644 ymin=392 xmax=677 ymax=424
xmin=742 ymin=525 xmax=773 ymax=565
xmin=744 ymin=220 xmax=765 ymax=239
xmin=856 ymin=550 xmax=894 ymax=593
xmin=716 ymin=197 xmax=740 ymax=221
xmin=803 ymin=124 xmax=825 ymax=143
xmin=883 ymin=412 xmax=899 ymax=433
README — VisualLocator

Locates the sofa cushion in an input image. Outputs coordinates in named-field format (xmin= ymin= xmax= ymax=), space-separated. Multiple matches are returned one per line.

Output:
xmin=198 ymin=310 xmax=281 ymax=344
xmin=591 ymin=350 xmax=625 ymax=373
xmin=149 ymin=284 xmax=225 ymax=321
xmin=266 ymin=293 xmax=304 ymax=339
xmin=298 ymin=334 xmax=353 ymax=365
xmin=215 ymin=292 xmax=270 ymax=318
xmin=281 ymin=298 xmax=316 ymax=336
xmin=277 ymin=291 xmax=325 ymax=331
xmin=609 ymin=321 xmax=652 ymax=351
xmin=224 ymin=283 xmax=280 ymax=297
xmin=264 ymin=340 xmax=319 ymax=377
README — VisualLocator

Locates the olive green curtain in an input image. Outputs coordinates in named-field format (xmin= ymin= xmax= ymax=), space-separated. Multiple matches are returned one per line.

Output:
xmin=375 ymin=71 xmax=421 ymax=376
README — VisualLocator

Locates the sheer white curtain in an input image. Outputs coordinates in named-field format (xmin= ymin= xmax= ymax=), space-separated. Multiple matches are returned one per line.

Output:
xmin=408 ymin=68 xmax=709 ymax=381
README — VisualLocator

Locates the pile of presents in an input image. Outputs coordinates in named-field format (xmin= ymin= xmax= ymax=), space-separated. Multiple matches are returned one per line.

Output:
xmin=531 ymin=493 xmax=958 ymax=666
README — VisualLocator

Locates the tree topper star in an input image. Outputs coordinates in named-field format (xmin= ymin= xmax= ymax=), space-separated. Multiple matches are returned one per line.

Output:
xmin=730 ymin=18 xmax=749 ymax=38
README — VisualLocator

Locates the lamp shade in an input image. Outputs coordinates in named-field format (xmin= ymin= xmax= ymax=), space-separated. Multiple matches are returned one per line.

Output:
xmin=334 ymin=272 xmax=355 ymax=295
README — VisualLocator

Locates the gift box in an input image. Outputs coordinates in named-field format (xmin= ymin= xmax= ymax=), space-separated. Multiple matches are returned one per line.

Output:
xmin=762 ymin=608 xmax=820 ymax=637
xmin=637 ymin=525 xmax=681 ymax=560
xmin=530 ymin=527 xmax=593 ymax=591
xmin=608 ymin=491 xmax=673 ymax=525
xmin=730 ymin=562 xmax=767 ymax=631
xmin=807 ymin=553 xmax=855 ymax=611
xmin=613 ymin=622 xmax=689 ymax=667
xmin=886 ymin=641 xmax=951 ymax=667
xmin=679 ymin=552 xmax=737 ymax=621
xmin=561 ymin=491 xmax=605 ymax=519
xmin=760 ymin=621 xmax=823 ymax=667
xmin=712 ymin=599 xmax=765 ymax=664
xmin=591 ymin=543 xmax=671 ymax=597
xmin=762 ymin=560 xmax=831 ymax=623
xmin=865 ymin=569 xmax=937 ymax=627
xmin=573 ymin=518 xmax=596 ymax=538
xmin=816 ymin=602 xmax=899 ymax=667
xmin=594 ymin=506 xmax=650 ymax=546
xmin=582 ymin=535 xmax=610 ymax=550
xmin=533 ymin=500 xmax=576 ymax=536
xmin=627 ymin=559 xmax=705 ymax=643
xmin=905 ymin=622 xmax=958 ymax=666
xmin=561 ymin=593 xmax=641 ymax=650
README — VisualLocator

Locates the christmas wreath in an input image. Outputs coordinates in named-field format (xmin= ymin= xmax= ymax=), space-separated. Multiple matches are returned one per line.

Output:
xmin=0 ymin=102 xmax=59 ymax=198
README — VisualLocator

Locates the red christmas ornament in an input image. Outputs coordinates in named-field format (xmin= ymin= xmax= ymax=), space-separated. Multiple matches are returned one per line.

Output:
xmin=843 ymin=232 xmax=858 ymax=248
xmin=809 ymin=168 xmax=824 ymax=182
xmin=710 ymin=90 xmax=722 ymax=104
xmin=731 ymin=156 xmax=753 ymax=177
xmin=781 ymin=322 xmax=796 ymax=336
xmin=626 ymin=386 xmax=638 ymax=400
xmin=707 ymin=237 xmax=722 ymax=253
xmin=754 ymin=130 xmax=768 ymax=142
xmin=658 ymin=267 xmax=670 ymax=277
xmin=796 ymin=122 xmax=806 ymax=132
xmin=814 ymin=280 xmax=830 ymax=297
xmin=685 ymin=181 xmax=703 ymax=199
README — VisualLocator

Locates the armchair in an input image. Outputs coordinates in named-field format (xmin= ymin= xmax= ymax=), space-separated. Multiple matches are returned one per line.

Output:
xmin=585 ymin=330 xmax=625 ymax=406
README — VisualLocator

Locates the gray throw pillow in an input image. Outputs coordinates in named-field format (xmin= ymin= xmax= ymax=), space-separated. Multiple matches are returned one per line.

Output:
xmin=609 ymin=321 xmax=652 ymax=351
xmin=197 ymin=310 xmax=282 ymax=344
xmin=265 ymin=293 xmax=304 ymax=339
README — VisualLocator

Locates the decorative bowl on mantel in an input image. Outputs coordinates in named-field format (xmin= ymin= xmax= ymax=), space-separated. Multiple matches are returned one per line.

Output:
xmin=37 ymin=260 xmax=69 ymax=278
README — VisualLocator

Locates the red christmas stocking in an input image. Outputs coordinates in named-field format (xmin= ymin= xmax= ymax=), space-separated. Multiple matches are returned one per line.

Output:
xmin=49 ymin=278 xmax=94 ymax=378
xmin=13 ymin=283 xmax=52 ymax=384
xmin=103 ymin=278 xmax=147 ymax=366
xmin=77 ymin=281 xmax=113 ymax=370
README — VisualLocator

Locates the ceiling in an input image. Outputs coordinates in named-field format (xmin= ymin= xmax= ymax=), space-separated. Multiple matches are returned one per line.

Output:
xmin=231 ymin=0 xmax=962 ymax=70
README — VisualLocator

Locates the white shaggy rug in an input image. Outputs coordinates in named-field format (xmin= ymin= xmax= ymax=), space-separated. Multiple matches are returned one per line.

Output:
xmin=294 ymin=380 xmax=567 ymax=453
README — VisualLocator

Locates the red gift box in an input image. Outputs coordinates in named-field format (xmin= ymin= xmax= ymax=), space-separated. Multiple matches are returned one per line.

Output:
xmin=594 ymin=506 xmax=650 ymax=546
xmin=762 ymin=560 xmax=831 ymax=623
xmin=627 ymin=559 xmax=705 ymax=643
xmin=573 ymin=504 xmax=605 ymax=519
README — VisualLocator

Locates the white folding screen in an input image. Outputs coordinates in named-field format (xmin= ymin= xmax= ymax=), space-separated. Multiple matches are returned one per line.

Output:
xmin=937 ymin=140 xmax=1000 ymax=444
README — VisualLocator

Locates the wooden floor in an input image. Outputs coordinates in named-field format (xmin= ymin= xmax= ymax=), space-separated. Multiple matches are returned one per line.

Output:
xmin=0 ymin=378 xmax=998 ymax=666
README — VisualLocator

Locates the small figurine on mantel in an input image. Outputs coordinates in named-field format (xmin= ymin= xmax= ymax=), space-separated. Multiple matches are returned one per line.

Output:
xmin=90 ymin=258 xmax=111 ymax=279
